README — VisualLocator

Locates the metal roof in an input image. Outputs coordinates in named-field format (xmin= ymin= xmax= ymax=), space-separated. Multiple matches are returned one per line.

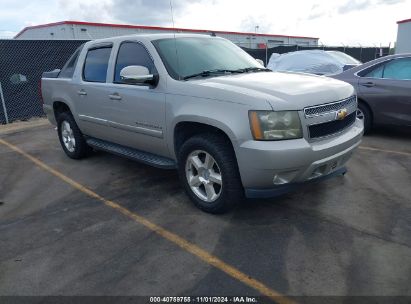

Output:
xmin=14 ymin=20 xmax=319 ymax=40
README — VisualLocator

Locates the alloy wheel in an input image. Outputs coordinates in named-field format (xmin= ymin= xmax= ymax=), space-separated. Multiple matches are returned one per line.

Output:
xmin=61 ymin=120 xmax=76 ymax=152
xmin=185 ymin=150 xmax=222 ymax=202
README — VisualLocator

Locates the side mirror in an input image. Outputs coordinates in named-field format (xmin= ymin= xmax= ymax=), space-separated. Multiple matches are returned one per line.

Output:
xmin=255 ymin=59 xmax=265 ymax=66
xmin=120 ymin=65 xmax=157 ymax=85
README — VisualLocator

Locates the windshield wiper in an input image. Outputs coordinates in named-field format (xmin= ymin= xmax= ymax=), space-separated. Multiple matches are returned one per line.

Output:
xmin=182 ymin=67 xmax=270 ymax=80
xmin=183 ymin=69 xmax=245 ymax=80
xmin=233 ymin=67 xmax=272 ymax=73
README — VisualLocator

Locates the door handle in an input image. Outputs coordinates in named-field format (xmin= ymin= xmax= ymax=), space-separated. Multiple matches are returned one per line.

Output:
xmin=361 ymin=82 xmax=375 ymax=88
xmin=109 ymin=93 xmax=122 ymax=101
xmin=77 ymin=89 xmax=87 ymax=96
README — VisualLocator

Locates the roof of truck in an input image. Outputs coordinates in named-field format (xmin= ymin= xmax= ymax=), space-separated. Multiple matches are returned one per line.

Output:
xmin=85 ymin=33 xmax=222 ymax=44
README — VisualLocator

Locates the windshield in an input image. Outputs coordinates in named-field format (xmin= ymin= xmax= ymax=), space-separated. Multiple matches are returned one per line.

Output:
xmin=152 ymin=37 xmax=262 ymax=80
xmin=326 ymin=51 xmax=361 ymax=65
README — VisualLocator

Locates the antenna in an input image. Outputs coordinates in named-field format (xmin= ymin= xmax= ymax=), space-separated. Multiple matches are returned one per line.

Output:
xmin=169 ymin=0 xmax=181 ymax=80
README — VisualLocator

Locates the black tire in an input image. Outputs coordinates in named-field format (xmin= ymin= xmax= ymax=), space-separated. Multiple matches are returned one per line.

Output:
xmin=56 ymin=112 xmax=90 ymax=159
xmin=178 ymin=133 xmax=244 ymax=214
xmin=358 ymin=102 xmax=372 ymax=134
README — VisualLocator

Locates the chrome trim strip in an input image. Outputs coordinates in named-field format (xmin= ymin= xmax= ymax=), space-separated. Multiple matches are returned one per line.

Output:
xmin=78 ymin=114 xmax=108 ymax=126
xmin=78 ymin=114 xmax=163 ymax=138
xmin=108 ymin=120 xmax=163 ymax=138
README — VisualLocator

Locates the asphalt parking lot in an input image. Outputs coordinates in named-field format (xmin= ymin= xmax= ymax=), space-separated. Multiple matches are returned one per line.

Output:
xmin=0 ymin=121 xmax=410 ymax=301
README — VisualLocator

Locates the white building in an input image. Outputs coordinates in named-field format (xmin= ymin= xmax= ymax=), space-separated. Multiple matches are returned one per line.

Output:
xmin=14 ymin=21 xmax=319 ymax=49
xmin=396 ymin=18 xmax=411 ymax=54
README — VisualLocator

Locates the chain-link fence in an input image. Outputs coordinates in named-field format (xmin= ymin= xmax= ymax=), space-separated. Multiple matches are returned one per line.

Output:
xmin=0 ymin=39 xmax=390 ymax=124
xmin=0 ymin=40 xmax=86 ymax=124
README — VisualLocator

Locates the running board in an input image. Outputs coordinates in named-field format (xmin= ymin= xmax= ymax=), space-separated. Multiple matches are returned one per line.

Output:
xmin=86 ymin=137 xmax=176 ymax=169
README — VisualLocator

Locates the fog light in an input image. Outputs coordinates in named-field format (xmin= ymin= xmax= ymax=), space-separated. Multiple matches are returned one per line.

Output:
xmin=273 ymin=170 xmax=299 ymax=185
xmin=309 ymin=164 xmax=327 ymax=180
xmin=273 ymin=175 xmax=289 ymax=185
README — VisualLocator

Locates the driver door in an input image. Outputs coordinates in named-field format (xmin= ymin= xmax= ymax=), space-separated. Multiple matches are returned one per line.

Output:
xmin=103 ymin=41 xmax=168 ymax=156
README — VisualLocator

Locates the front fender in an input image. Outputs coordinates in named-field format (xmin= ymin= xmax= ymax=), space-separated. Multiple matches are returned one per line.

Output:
xmin=166 ymin=95 xmax=254 ymax=159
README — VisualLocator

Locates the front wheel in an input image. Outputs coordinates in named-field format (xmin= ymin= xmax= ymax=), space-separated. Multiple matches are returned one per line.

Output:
xmin=178 ymin=134 xmax=244 ymax=214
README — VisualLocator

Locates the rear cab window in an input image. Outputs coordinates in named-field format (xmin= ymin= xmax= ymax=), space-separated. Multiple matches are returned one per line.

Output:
xmin=59 ymin=44 xmax=84 ymax=78
xmin=82 ymin=44 xmax=113 ymax=83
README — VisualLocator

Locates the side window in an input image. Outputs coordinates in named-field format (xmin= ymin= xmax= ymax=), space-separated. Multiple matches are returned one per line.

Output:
xmin=83 ymin=46 xmax=112 ymax=83
xmin=114 ymin=42 xmax=156 ymax=83
xmin=364 ymin=65 xmax=384 ymax=78
xmin=59 ymin=45 xmax=84 ymax=78
xmin=383 ymin=58 xmax=411 ymax=80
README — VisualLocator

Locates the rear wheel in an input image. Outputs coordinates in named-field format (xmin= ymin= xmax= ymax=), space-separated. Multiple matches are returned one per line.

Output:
xmin=178 ymin=133 xmax=243 ymax=214
xmin=357 ymin=102 xmax=372 ymax=134
xmin=57 ymin=112 xmax=90 ymax=159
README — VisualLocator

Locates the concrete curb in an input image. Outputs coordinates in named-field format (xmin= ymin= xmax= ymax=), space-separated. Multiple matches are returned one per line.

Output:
xmin=0 ymin=118 xmax=50 ymax=135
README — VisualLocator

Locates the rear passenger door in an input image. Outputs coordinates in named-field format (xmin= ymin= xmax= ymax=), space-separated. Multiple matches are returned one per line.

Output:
xmin=104 ymin=41 xmax=167 ymax=156
xmin=75 ymin=43 xmax=115 ymax=140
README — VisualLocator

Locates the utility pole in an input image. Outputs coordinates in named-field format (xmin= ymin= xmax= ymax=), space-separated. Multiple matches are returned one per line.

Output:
xmin=358 ymin=43 xmax=363 ymax=61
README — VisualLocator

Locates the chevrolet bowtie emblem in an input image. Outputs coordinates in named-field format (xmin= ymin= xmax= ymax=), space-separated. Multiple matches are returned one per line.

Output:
xmin=336 ymin=108 xmax=348 ymax=120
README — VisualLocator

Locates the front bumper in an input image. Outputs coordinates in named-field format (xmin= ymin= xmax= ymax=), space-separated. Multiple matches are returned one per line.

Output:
xmin=245 ymin=167 xmax=347 ymax=199
xmin=236 ymin=118 xmax=363 ymax=197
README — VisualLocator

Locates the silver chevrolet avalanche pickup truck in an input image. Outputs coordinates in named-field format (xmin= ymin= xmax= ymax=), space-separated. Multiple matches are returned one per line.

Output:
xmin=42 ymin=34 xmax=363 ymax=213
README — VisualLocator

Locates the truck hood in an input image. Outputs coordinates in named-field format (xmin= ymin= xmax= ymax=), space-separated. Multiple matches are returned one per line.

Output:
xmin=185 ymin=71 xmax=355 ymax=111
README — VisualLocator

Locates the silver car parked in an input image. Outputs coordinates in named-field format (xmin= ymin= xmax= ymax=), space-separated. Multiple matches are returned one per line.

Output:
xmin=41 ymin=34 xmax=363 ymax=213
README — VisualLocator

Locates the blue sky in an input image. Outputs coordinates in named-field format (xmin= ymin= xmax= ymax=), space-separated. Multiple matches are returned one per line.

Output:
xmin=1 ymin=0 xmax=410 ymax=46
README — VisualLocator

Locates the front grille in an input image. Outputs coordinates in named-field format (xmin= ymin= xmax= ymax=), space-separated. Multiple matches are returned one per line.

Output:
xmin=308 ymin=112 xmax=356 ymax=139
xmin=304 ymin=96 xmax=357 ymax=117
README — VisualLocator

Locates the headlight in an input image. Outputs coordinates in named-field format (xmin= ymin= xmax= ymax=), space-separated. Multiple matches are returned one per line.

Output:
xmin=249 ymin=110 xmax=303 ymax=140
